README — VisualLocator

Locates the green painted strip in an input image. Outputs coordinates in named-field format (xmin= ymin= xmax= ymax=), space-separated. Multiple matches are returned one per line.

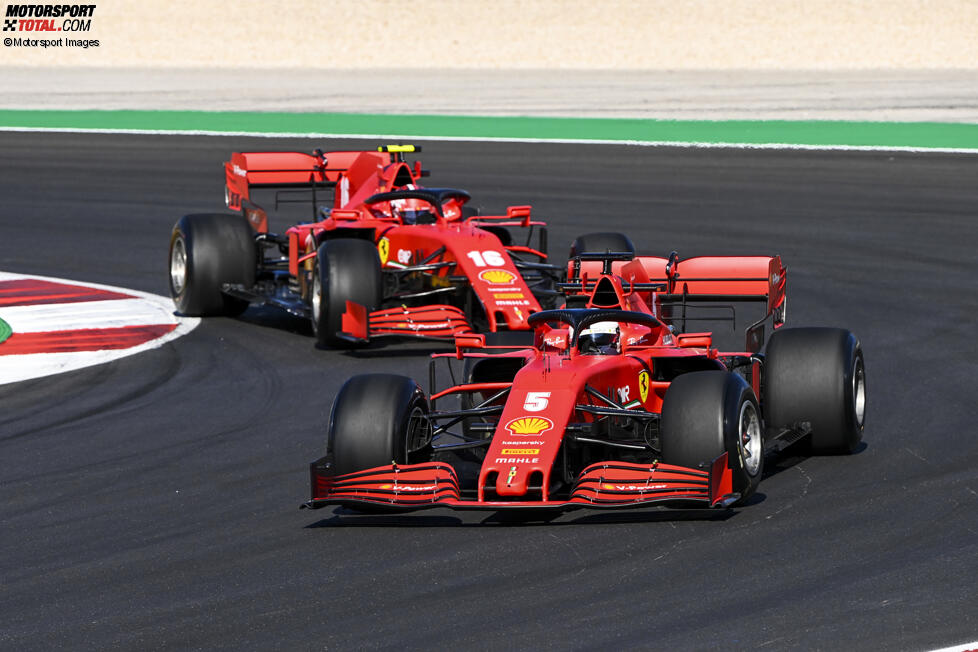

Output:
xmin=2 ymin=110 xmax=978 ymax=150
xmin=0 ymin=317 xmax=11 ymax=346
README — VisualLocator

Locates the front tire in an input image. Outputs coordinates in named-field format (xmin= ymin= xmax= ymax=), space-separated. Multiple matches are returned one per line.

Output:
xmin=660 ymin=371 xmax=763 ymax=504
xmin=328 ymin=374 xmax=432 ymax=476
xmin=169 ymin=213 xmax=255 ymax=316
xmin=763 ymin=327 xmax=865 ymax=454
xmin=311 ymin=238 xmax=382 ymax=348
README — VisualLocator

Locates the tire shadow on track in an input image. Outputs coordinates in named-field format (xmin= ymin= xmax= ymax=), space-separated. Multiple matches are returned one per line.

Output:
xmin=234 ymin=305 xmax=313 ymax=336
xmin=761 ymin=440 xmax=869 ymax=483
xmin=339 ymin=345 xmax=456 ymax=359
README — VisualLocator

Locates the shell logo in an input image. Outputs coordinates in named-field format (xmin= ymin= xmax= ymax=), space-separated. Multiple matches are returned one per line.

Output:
xmin=505 ymin=416 xmax=554 ymax=436
xmin=479 ymin=269 xmax=516 ymax=285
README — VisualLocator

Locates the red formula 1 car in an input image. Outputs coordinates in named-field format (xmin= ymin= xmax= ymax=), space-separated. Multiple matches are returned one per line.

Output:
xmin=303 ymin=250 xmax=866 ymax=512
xmin=167 ymin=145 xmax=557 ymax=347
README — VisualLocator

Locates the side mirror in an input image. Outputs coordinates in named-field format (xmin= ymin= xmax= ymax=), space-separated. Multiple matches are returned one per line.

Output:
xmin=677 ymin=333 xmax=712 ymax=348
xmin=539 ymin=327 xmax=570 ymax=352
xmin=454 ymin=333 xmax=486 ymax=359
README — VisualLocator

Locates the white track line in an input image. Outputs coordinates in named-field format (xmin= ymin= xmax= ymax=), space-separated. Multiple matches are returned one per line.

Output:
xmin=927 ymin=642 xmax=978 ymax=652
xmin=0 ymin=272 xmax=198 ymax=386
xmin=1 ymin=298 xmax=179 ymax=333
xmin=1 ymin=126 xmax=977 ymax=154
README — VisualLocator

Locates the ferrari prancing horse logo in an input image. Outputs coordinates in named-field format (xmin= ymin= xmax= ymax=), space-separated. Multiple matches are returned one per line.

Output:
xmin=639 ymin=370 xmax=650 ymax=403
xmin=377 ymin=237 xmax=390 ymax=265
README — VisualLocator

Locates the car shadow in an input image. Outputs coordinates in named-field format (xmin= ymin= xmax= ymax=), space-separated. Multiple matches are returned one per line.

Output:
xmin=236 ymin=305 xmax=313 ymax=336
xmin=762 ymin=440 xmax=869 ymax=482
xmin=303 ymin=504 xmax=742 ymax=528
xmin=339 ymin=344 xmax=455 ymax=358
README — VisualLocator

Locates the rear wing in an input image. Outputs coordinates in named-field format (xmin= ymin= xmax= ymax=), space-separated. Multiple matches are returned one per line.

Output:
xmin=570 ymin=253 xmax=787 ymax=351
xmin=224 ymin=146 xmax=426 ymax=224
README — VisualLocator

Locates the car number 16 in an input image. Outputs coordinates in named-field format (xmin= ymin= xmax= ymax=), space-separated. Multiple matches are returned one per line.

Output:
xmin=466 ymin=250 xmax=506 ymax=267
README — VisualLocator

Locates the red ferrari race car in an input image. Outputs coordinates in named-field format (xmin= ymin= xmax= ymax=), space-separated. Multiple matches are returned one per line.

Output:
xmin=167 ymin=145 xmax=558 ymax=347
xmin=302 ymin=249 xmax=866 ymax=512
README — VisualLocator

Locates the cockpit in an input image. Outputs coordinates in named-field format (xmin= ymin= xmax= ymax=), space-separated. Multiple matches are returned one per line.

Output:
xmin=363 ymin=188 xmax=472 ymax=225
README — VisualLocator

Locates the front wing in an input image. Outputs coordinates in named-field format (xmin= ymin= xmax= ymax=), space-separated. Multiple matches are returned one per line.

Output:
xmin=302 ymin=454 xmax=737 ymax=511
xmin=339 ymin=301 xmax=473 ymax=342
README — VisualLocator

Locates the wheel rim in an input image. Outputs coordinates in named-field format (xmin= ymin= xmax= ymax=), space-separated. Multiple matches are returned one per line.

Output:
xmin=405 ymin=405 xmax=431 ymax=456
xmin=170 ymin=237 xmax=187 ymax=295
xmin=853 ymin=356 xmax=866 ymax=427
xmin=738 ymin=400 xmax=762 ymax=477
xmin=311 ymin=264 xmax=322 ymax=331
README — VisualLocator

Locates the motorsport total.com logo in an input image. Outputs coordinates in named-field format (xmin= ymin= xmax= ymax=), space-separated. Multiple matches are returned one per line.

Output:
xmin=4 ymin=3 xmax=94 ymax=31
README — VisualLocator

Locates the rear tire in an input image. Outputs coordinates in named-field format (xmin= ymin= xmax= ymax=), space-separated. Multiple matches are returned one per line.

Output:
xmin=660 ymin=371 xmax=763 ymax=504
xmin=328 ymin=374 xmax=432 ymax=476
xmin=169 ymin=213 xmax=255 ymax=316
xmin=763 ymin=327 xmax=865 ymax=454
xmin=311 ymin=239 xmax=382 ymax=348
xmin=569 ymin=232 xmax=635 ymax=258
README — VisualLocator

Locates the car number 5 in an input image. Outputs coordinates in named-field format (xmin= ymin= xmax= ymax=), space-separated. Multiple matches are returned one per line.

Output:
xmin=524 ymin=391 xmax=551 ymax=411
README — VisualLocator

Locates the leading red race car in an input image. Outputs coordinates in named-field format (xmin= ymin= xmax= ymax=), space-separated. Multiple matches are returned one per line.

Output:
xmin=167 ymin=145 xmax=559 ymax=347
xmin=303 ymin=249 xmax=866 ymax=512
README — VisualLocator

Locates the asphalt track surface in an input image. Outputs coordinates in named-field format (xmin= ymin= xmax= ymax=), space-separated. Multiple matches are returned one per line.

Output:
xmin=2 ymin=132 xmax=977 ymax=651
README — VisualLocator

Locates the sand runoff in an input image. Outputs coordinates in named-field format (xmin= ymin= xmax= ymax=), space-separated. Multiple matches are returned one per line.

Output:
xmin=3 ymin=0 xmax=977 ymax=69
xmin=1 ymin=1 xmax=976 ymax=122
xmin=3 ymin=68 xmax=977 ymax=123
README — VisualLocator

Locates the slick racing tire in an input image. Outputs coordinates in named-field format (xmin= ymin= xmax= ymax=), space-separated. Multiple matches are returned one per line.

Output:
xmin=311 ymin=238 xmax=382 ymax=348
xmin=763 ymin=327 xmax=866 ymax=454
xmin=169 ymin=213 xmax=256 ymax=316
xmin=568 ymin=232 xmax=636 ymax=259
xmin=660 ymin=371 xmax=763 ymax=505
xmin=328 ymin=374 xmax=432 ymax=476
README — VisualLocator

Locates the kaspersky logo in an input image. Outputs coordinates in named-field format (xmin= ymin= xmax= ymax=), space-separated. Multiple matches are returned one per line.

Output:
xmin=479 ymin=269 xmax=516 ymax=285
xmin=505 ymin=416 xmax=553 ymax=436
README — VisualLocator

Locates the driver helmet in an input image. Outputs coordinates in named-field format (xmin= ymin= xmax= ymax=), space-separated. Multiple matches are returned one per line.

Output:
xmin=578 ymin=321 xmax=621 ymax=354
xmin=390 ymin=198 xmax=436 ymax=225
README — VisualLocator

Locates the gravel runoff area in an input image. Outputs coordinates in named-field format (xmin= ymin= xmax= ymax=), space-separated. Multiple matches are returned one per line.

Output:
xmin=2 ymin=68 xmax=978 ymax=123
xmin=2 ymin=0 xmax=976 ymax=123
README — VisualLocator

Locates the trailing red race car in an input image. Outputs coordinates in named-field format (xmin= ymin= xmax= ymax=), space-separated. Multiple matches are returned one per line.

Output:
xmin=167 ymin=145 xmax=559 ymax=347
xmin=302 ymin=249 xmax=866 ymax=512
